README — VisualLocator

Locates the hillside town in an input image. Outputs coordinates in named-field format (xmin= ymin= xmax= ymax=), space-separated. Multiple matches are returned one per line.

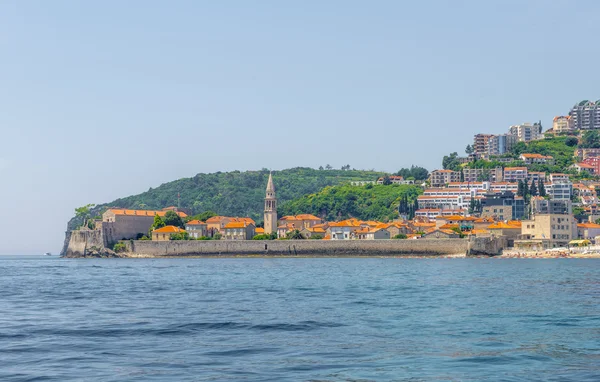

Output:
xmin=85 ymin=100 xmax=600 ymax=253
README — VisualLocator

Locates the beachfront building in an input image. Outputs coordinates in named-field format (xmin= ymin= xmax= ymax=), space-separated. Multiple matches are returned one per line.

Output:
xmin=576 ymin=223 xmax=600 ymax=240
xmin=329 ymin=219 xmax=361 ymax=240
xmin=518 ymin=214 xmax=575 ymax=248
xmin=152 ymin=226 xmax=186 ymax=241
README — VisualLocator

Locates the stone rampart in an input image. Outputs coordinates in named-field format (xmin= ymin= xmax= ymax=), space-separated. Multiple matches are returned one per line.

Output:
xmin=64 ymin=229 xmax=105 ymax=257
xmin=122 ymin=239 xmax=470 ymax=257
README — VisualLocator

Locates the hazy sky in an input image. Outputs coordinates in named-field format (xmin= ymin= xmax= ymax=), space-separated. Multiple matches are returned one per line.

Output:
xmin=1 ymin=1 xmax=599 ymax=254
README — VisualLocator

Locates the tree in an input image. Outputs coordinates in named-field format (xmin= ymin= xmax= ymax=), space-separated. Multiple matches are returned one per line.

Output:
xmin=163 ymin=210 xmax=184 ymax=228
xmin=309 ymin=234 xmax=324 ymax=240
xmin=529 ymin=180 xmax=537 ymax=197
xmin=382 ymin=175 xmax=392 ymax=185
xmin=186 ymin=210 xmax=217 ymax=222
xmin=442 ymin=152 xmax=461 ymax=171
xmin=286 ymin=230 xmax=305 ymax=239
xmin=465 ymin=144 xmax=474 ymax=155
xmin=517 ymin=180 xmax=525 ymax=197
xmin=150 ymin=214 xmax=166 ymax=233
xmin=393 ymin=234 xmax=407 ymax=239
xmin=581 ymin=130 xmax=600 ymax=149
xmin=75 ymin=204 xmax=96 ymax=228
xmin=318 ymin=166 xmax=324 ymax=171
xmin=325 ymin=164 xmax=332 ymax=170
xmin=565 ymin=137 xmax=578 ymax=147
xmin=522 ymin=180 xmax=529 ymax=198
xmin=538 ymin=179 xmax=546 ymax=197
xmin=170 ymin=232 xmax=190 ymax=240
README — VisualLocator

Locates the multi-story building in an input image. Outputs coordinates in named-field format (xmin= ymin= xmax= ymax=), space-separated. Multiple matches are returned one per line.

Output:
xmin=547 ymin=181 xmax=573 ymax=201
xmin=552 ymin=115 xmax=574 ymax=133
xmin=185 ymin=220 xmax=208 ymax=238
xmin=462 ymin=167 xmax=503 ymax=183
xmin=527 ymin=172 xmax=546 ymax=184
xmin=503 ymin=167 xmax=528 ymax=183
xmin=509 ymin=122 xmax=543 ymax=142
xmin=569 ymin=100 xmax=600 ymax=130
xmin=519 ymin=214 xmax=575 ymax=248
xmin=480 ymin=191 xmax=525 ymax=220
xmin=473 ymin=134 xmax=494 ymax=157
xmin=430 ymin=170 xmax=461 ymax=187
xmin=488 ymin=134 xmax=518 ymax=156
xmin=574 ymin=148 xmax=600 ymax=160
xmin=519 ymin=153 xmax=555 ymax=165
xmin=489 ymin=182 xmax=519 ymax=193
xmin=530 ymin=198 xmax=572 ymax=215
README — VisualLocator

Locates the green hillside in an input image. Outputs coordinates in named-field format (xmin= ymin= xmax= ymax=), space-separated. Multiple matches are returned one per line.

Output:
xmin=279 ymin=183 xmax=423 ymax=222
xmin=68 ymin=167 xmax=386 ymax=229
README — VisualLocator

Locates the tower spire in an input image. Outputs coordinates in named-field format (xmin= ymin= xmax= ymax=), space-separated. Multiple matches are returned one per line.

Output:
xmin=264 ymin=171 xmax=277 ymax=235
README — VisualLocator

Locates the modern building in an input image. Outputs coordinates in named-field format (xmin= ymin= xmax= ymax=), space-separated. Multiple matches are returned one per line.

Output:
xmin=552 ymin=116 xmax=574 ymax=134
xmin=488 ymin=134 xmax=518 ymax=156
xmin=546 ymin=181 xmax=573 ymax=201
xmin=264 ymin=172 xmax=277 ymax=235
xmin=569 ymin=100 xmax=600 ymax=130
xmin=480 ymin=191 xmax=525 ymax=220
xmin=508 ymin=122 xmax=543 ymax=142
xmin=503 ymin=167 xmax=528 ymax=183
xmin=430 ymin=170 xmax=461 ymax=187
xmin=519 ymin=214 xmax=575 ymax=248
xmin=530 ymin=198 xmax=572 ymax=215
xmin=474 ymin=134 xmax=494 ymax=157
xmin=462 ymin=167 xmax=503 ymax=183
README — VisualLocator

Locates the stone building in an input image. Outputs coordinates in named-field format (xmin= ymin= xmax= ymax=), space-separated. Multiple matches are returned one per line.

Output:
xmin=102 ymin=208 xmax=187 ymax=242
xmin=152 ymin=225 xmax=186 ymax=241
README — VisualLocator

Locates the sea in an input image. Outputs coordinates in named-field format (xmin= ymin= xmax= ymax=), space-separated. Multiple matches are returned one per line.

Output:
xmin=0 ymin=256 xmax=599 ymax=381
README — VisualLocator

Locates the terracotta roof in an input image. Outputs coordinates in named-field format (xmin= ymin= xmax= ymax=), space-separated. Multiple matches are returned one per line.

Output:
xmin=504 ymin=167 xmax=527 ymax=171
xmin=206 ymin=216 xmax=229 ymax=223
xmin=186 ymin=220 xmax=206 ymax=225
xmin=577 ymin=223 xmax=600 ymax=229
xmin=153 ymin=225 xmax=186 ymax=233
xmin=255 ymin=227 xmax=265 ymax=234
xmin=488 ymin=222 xmax=521 ymax=229
xmin=521 ymin=153 xmax=553 ymax=159
xmin=108 ymin=209 xmax=188 ymax=218
xmin=224 ymin=222 xmax=252 ymax=229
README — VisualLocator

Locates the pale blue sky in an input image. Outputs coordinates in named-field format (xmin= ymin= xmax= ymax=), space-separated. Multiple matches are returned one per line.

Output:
xmin=1 ymin=1 xmax=598 ymax=254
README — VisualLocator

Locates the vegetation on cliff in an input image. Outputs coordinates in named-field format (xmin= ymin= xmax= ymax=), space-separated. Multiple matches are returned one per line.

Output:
xmin=68 ymin=167 xmax=386 ymax=229
xmin=279 ymin=183 xmax=423 ymax=222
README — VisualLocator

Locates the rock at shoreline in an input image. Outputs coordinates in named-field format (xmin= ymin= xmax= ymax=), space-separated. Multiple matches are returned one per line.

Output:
xmin=62 ymin=246 xmax=123 ymax=259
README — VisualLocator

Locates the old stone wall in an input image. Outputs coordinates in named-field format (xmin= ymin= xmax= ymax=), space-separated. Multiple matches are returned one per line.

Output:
xmin=64 ymin=229 xmax=105 ymax=257
xmin=467 ymin=236 xmax=507 ymax=256
xmin=122 ymin=239 xmax=470 ymax=257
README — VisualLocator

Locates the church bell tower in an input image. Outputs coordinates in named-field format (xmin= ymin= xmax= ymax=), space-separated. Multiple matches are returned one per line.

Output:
xmin=264 ymin=172 xmax=277 ymax=235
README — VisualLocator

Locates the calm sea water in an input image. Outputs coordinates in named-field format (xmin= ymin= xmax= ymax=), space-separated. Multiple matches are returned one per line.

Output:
xmin=0 ymin=256 xmax=599 ymax=381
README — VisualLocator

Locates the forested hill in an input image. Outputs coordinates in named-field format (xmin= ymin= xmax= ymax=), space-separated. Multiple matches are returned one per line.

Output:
xmin=68 ymin=168 xmax=386 ymax=229
xmin=279 ymin=183 xmax=423 ymax=222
